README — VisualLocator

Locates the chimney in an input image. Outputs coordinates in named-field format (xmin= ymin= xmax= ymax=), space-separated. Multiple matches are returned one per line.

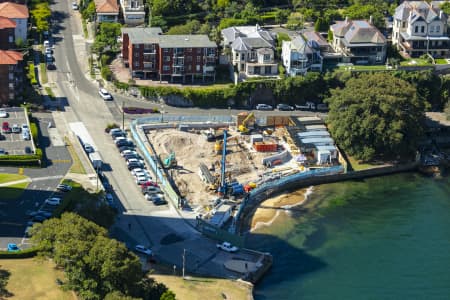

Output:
xmin=369 ymin=15 xmax=373 ymax=24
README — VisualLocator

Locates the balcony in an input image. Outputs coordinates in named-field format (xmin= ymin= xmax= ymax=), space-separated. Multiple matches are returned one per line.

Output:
xmin=203 ymin=56 xmax=216 ymax=64
xmin=173 ymin=57 xmax=184 ymax=66
xmin=172 ymin=66 xmax=185 ymax=75
xmin=143 ymin=54 xmax=156 ymax=62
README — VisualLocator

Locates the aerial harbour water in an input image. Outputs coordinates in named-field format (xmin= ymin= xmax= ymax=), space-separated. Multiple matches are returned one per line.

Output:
xmin=249 ymin=173 xmax=450 ymax=300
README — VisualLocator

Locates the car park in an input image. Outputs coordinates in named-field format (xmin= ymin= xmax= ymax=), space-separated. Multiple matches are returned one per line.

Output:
xmin=277 ymin=103 xmax=295 ymax=111
xmin=255 ymin=104 xmax=273 ymax=111
xmin=135 ymin=245 xmax=152 ymax=256
xmin=11 ymin=124 xmax=20 ymax=133
xmin=7 ymin=243 xmax=20 ymax=252
xmin=0 ymin=109 xmax=8 ymax=118
xmin=57 ymin=184 xmax=72 ymax=192
xmin=2 ymin=122 xmax=11 ymax=134
xmin=45 ymin=197 xmax=62 ymax=205
xmin=99 ymin=88 xmax=113 ymax=100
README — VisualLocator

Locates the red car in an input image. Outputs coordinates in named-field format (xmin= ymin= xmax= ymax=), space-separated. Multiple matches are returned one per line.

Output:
xmin=2 ymin=121 xmax=11 ymax=134
xmin=140 ymin=181 xmax=158 ymax=188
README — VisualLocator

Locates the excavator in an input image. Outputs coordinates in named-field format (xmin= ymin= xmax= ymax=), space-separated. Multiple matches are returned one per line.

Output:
xmin=238 ymin=112 xmax=254 ymax=134
xmin=163 ymin=152 xmax=177 ymax=168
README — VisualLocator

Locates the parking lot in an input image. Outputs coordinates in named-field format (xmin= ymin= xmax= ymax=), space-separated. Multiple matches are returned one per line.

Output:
xmin=0 ymin=107 xmax=34 ymax=155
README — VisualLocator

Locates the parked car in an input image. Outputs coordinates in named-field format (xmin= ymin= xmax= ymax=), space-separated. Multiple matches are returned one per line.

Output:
xmin=46 ymin=53 xmax=53 ymax=62
xmin=71 ymin=2 xmax=79 ymax=9
xmin=216 ymin=242 xmax=238 ymax=253
xmin=118 ymin=145 xmax=135 ymax=153
xmin=316 ymin=103 xmax=328 ymax=111
xmin=22 ymin=130 xmax=31 ymax=140
xmin=121 ymin=150 xmax=137 ymax=157
xmin=83 ymin=143 xmax=94 ymax=153
xmin=151 ymin=195 xmax=167 ymax=205
xmin=32 ymin=214 xmax=48 ymax=223
xmin=7 ymin=243 xmax=20 ymax=252
xmin=21 ymin=124 xmax=29 ymax=132
xmin=2 ymin=121 xmax=11 ymax=134
xmin=36 ymin=210 xmax=52 ymax=218
xmin=127 ymin=162 xmax=144 ymax=170
xmin=133 ymin=170 xmax=151 ymax=179
xmin=109 ymin=128 xmax=123 ymax=136
xmin=295 ymin=101 xmax=316 ymax=110
xmin=116 ymin=139 xmax=133 ymax=148
xmin=105 ymin=193 xmax=114 ymax=206
xmin=127 ymin=158 xmax=143 ymax=166
xmin=0 ymin=148 xmax=6 ymax=155
xmin=0 ymin=109 xmax=8 ymax=118
xmin=112 ymin=131 xmax=126 ymax=139
xmin=99 ymin=88 xmax=113 ymax=100
xmin=57 ymin=184 xmax=72 ymax=192
xmin=47 ymin=63 xmax=56 ymax=70
xmin=255 ymin=104 xmax=273 ymax=111
xmin=11 ymin=124 xmax=20 ymax=133
xmin=0 ymin=134 xmax=5 ymax=140
xmin=45 ymin=47 xmax=53 ymax=55
xmin=24 ymin=146 xmax=32 ymax=154
xmin=45 ymin=197 xmax=62 ymax=205
xmin=142 ymin=186 xmax=161 ymax=195
xmin=135 ymin=245 xmax=152 ymax=256
xmin=277 ymin=103 xmax=294 ymax=111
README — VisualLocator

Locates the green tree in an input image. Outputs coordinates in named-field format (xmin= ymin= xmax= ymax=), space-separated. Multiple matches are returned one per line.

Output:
xmin=150 ymin=15 xmax=168 ymax=31
xmin=167 ymin=20 xmax=201 ymax=34
xmin=160 ymin=290 xmax=176 ymax=300
xmin=344 ymin=4 xmax=387 ymax=29
xmin=314 ymin=17 xmax=328 ymax=32
xmin=441 ymin=2 xmax=450 ymax=15
xmin=92 ymin=23 xmax=122 ymax=54
xmin=30 ymin=2 xmax=51 ymax=38
xmin=274 ymin=8 xmax=289 ymax=25
xmin=445 ymin=101 xmax=450 ymax=120
xmin=81 ymin=1 xmax=96 ymax=21
xmin=326 ymin=73 xmax=426 ymax=162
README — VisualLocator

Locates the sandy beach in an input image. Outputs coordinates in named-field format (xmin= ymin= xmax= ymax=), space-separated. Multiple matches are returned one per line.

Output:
xmin=250 ymin=187 xmax=313 ymax=230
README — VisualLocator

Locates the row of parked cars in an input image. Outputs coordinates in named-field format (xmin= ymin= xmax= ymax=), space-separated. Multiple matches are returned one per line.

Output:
xmin=108 ymin=128 xmax=167 ymax=206
xmin=255 ymin=102 xmax=328 ymax=111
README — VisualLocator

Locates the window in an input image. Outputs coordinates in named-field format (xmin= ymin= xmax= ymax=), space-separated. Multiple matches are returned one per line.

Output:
xmin=8 ymin=73 xmax=14 ymax=80
xmin=163 ymin=48 xmax=169 ymax=53
xmin=196 ymin=65 xmax=200 ymax=72
xmin=134 ymin=52 xmax=139 ymax=57
xmin=186 ymin=48 xmax=192 ymax=52
xmin=196 ymin=56 xmax=201 ymax=62
xmin=235 ymin=53 xmax=239 ymax=59
xmin=263 ymin=54 xmax=271 ymax=61
xmin=9 ymin=93 xmax=14 ymax=100
xmin=241 ymin=53 xmax=245 ymax=60
xmin=421 ymin=26 xmax=425 ymax=33
xmin=436 ymin=25 xmax=440 ymax=32
xmin=186 ymin=56 xmax=192 ymax=62
xmin=163 ymin=65 xmax=170 ymax=71
xmin=376 ymin=55 xmax=382 ymax=62
xmin=187 ymin=65 xmax=192 ymax=71
xmin=134 ymin=61 xmax=139 ymax=67
xmin=414 ymin=26 xmax=418 ymax=33
xmin=164 ymin=56 xmax=170 ymax=62
xmin=264 ymin=66 xmax=271 ymax=74
xmin=8 ymin=36 xmax=13 ymax=43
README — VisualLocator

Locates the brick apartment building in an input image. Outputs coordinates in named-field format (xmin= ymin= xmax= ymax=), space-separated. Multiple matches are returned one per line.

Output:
xmin=0 ymin=49 xmax=23 ymax=105
xmin=121 ymin=27 xmax=217 ymax=83
xmin=0 ymin=16 xmax=16 ymax=49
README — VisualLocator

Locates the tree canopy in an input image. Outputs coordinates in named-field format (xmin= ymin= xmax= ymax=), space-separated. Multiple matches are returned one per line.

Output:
xmin=92 ymin=23 xmax=122 ymax=54
xmin=325 ymin=73 xmax=426 ymax=162
xmin=30 ymin=213 xmax=171 ymax=300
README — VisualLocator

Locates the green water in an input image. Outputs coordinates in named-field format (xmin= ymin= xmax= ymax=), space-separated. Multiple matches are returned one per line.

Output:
xmin=250 ymin=173 xmax=450 ymax=300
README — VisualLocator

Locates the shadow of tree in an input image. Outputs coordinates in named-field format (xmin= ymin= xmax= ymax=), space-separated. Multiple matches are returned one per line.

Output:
xmin=0 ymin=268 xmax=13 ymax=298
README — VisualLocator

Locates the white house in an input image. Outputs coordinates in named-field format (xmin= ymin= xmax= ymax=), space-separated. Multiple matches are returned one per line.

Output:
xmin=120 ymin=0 xmax=145 ymax=25
xmin=281 ymin=35 xmax=323 ymax=76
xmin=221 ymin=24 xmax=278 ymax=79
xmin=392 ymin=1 xmax=449 ymax=58
xmin=0 ymin=2 xmax=28 ymax=43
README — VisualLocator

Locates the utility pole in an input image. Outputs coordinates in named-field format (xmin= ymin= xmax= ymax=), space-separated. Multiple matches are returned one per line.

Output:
xmin=122 ymin=99 xmax=125 ymax=131
xmin=182 ymin=248 xmax=186 ymax=278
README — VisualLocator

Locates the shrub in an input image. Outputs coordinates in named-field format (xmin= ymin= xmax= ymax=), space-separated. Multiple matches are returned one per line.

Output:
xmin=28 ymin=63 xmax=37 ymax=85
xmin=101 ymin=66 xmax=112 ymax=81
xmin=29 ymin=122 xmax=38 ymax=142
xmin=0 ymin=247 xmax=39 ymax=258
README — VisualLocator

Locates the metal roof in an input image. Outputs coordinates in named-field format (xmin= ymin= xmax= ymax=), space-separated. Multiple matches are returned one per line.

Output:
xmin=159 ymin=35 xmax=217 ymax=48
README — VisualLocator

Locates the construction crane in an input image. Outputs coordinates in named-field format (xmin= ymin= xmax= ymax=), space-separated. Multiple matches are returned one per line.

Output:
xmin=218 ymin=129 xmax=228 ymax=195
xmin=238 ymin=112 xmax=254 ymax=134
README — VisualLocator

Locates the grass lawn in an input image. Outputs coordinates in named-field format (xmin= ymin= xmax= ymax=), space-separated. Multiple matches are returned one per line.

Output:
xmin=0 ymin=258 xmax=76 ymax=300
xmin=435 ymin=58 xmax=449 ymax=64
xmin=40 ymin=63 xmax=48 ymax=84
xmin=65 ymin=137 xmax=86 ymax=174
xmin=0 ymin=173 xmax=28 ymax=184
xmin=399 ymin=58 xmax=432 ymax=66
xmin=150 ymin=273 xmax=253 ymax=300
xmin=347 ymin=155 xmax=378 ymax=171
xmin=1 ymin=182 xmax=29 ymax=199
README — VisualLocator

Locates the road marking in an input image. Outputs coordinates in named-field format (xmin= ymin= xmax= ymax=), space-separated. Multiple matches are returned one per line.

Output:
xmin=32 ymin=175 xmax=65 ymax=182
xmin=52 ymin=159 xmax=71 ymax=163
xmin=0 ymin=221 xmax=22 ymax=226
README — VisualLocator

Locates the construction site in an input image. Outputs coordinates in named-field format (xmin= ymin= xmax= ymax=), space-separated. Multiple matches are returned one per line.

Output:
xmin=141 ymin=112 xmax=343 ymax=232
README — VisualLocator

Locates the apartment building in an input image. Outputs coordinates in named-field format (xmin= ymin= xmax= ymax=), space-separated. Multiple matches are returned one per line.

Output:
xmin=0 ymin=50 xmax=23 ymax=105
xmin=0 ymin=2 xmax=28 ymax=42
xmin=0 ymin=16 xmax=16 ymax=49
xmin=392 ymin=1 xmax=449 ymax=58
xmin=121 ymin=27 xmax=217 ymax=83
xmin=330 ymin=17 xmax=387 ymax=64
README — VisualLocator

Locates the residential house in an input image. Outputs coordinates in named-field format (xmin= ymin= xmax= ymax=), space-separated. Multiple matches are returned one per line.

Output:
xmin=0 ymin=2 xmax=28 ymax=43
xmin=94 ymin=0 xmax=119 ymax=23
xmin=0 ymin=16 xmax=16 ymax=49
xmin=392 ymin=1 xmax=449 ymax=58
xmin=0 ymin=50 xmax=23 ymax=105
xmin=221 ymin=24 xmax=277 ymax=79
xmin=121 ymin=27 xmax=217 ymax=83
xmin=330 ymin=18 xmax=387 ymax=64
xmin=281 ymin=35 xmax=323 ymax=76
xmin=0 ymin=0 xmax=26 ymax=4
xmin=303 ymin=31 xmax=333 ymax=53
xmin=120 ymin=0 xmax=145 ymax=25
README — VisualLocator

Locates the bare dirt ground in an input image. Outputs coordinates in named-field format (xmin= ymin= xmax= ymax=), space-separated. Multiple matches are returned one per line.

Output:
xmin=146 ymin=128 xmax=276 ymax=208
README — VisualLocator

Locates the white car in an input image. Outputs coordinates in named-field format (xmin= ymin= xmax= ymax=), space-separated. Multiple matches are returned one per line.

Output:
xmin=21 ymin=124 xmax=29 ymax=132
xmin=135 ymin=245 xmax=152 ymax=256
xmin=136 ymin=175 xmax=151 ymax=185
xmin=0 ymin=109 xmax=7 ymax=118
xmin=216 ymin=242 xmax=238 ymax=253
xmin=11 ymin=124 xmax=20 ymax=133
xmin=72 ymin=2 xmax=79 ymax=9
xmin=45 ymin=197 xmax=62 ymax=206
xmin=131 ymin=168 xmax=146 ymax=176
xmin=121 ymin=150 xmax=137 ymax=157
xmin=134 ymin=170 xmax=151 ymax=179
xmin=99 ymin=88 xmax=112 ymax=100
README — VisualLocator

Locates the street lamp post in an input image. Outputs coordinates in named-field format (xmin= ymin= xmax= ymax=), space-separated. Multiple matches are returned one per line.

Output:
xmin=122 ymin=100 xmax=125 ymax=131
xmin=160 ymin=104 xmax=164 ymax=123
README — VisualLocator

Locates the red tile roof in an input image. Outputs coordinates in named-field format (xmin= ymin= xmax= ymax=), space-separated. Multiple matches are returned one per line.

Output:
xmin=94 ymin=0 xmax=119 ymax=13
xmin=0 ymin=2 xmax=29 ymax=18
xmin=0 ymin=50 xmax=23 ymax=64
xmin=0 ymin=16 xmax=16 ymax=29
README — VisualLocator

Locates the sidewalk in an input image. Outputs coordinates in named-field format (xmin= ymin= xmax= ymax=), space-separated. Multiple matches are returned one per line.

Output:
xmin=0 ymin=178 xmax=32 ymax=187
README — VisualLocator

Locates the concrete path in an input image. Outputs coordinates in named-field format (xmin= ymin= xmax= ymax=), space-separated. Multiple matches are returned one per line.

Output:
xmin=0 ymin=178 xmax=32 ymax=187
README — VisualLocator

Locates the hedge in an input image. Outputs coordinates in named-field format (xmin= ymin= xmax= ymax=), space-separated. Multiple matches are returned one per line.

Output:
xmin=28 ymin=62 xmax=37 ymax=85
xmin=0 ymin=247 xmax=39 ymax=258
